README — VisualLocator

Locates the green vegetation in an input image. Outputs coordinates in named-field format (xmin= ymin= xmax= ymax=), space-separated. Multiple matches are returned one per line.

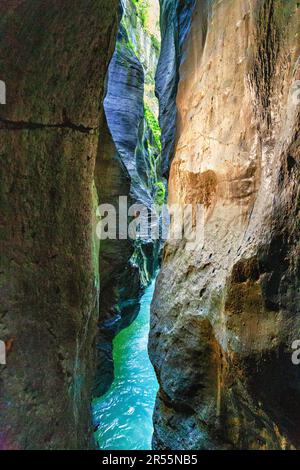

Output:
xmin=132 ymin=0 xmax=150 ymax=28
xmin=275 ymin=0 xmax=297 ymax=19
xmin=148 ymin=145 xmax=157 ymax=179
xmin=144 ymin=103 xmax=161 ymax=151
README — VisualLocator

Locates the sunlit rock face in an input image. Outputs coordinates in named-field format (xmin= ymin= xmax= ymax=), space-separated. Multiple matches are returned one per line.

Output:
xmin=94 ymin=0 xmax=163 ymax=397
xmin=156 ymin=0 xmax=196 ymax=176
xmin=150 ymin=0 xmax=300 ymax=450
xmin=0 ymin=0 xmax=118 ymax=450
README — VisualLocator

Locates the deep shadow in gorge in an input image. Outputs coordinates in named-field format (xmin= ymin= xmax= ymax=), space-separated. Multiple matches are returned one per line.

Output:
xmin=91 ymin=0 xmax=164 ymax=449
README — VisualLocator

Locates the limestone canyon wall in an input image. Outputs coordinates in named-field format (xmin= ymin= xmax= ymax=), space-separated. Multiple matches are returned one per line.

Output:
xmin=150 ymin=0 xmax=300 ymax=450
xmin=0 ymin=0 xmax=118 ymax=450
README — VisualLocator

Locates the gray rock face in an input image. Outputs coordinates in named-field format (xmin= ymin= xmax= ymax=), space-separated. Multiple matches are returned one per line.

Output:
xmin=0 ymin=0 xmax=162 ymax=449
xmin=156 ymin=0 xmax=196 ymax=176
xmin=0 ymin=0 xmax=119 ymax=450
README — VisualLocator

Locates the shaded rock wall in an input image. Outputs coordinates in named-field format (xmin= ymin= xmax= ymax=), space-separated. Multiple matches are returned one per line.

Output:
xmin=156 ymin=0 xmax=196 ymax=176
xmin=150 ymin=0 xmax=300 ymax=450
xmin=0 ymin=0 xmax=118 ymax=450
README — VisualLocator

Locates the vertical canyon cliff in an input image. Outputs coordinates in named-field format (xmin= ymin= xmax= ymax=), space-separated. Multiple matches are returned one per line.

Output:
xmin=1 ymin=0 xmax=299 ymax=452
xmin=0 ymin=0 xmax=118 ymax=450
xmin=150 ymin=0 xmax=300 ymax=450
xmin=94 ymin=0 xmax=163 ymax=400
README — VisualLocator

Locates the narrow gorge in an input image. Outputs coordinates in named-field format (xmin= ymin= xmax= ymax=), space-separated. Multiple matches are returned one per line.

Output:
xmin=0 ymin=0 xmax=299 ymax=452
xmin=151 ymin=0 xmax=300 ymax=450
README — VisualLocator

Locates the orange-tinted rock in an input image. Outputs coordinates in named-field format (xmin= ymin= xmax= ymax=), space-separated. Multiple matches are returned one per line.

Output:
xmin=150 ymin=0 xmax=300 ymax=450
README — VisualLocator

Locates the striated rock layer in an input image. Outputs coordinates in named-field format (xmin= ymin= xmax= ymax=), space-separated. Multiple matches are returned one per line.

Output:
xmin=156 ymin=0 xmax=196 ymax=176
xmin=0 ymin=0 xmax=118 ymax=449
xmin=150 ymin=0 xmax=300 ymax=450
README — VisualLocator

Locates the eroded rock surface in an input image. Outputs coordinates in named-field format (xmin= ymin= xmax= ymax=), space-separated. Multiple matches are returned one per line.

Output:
xmin=93 ymin=0 xmax=163 ymax=399
xmin=0 ymin=0 xmax=118 ymax=450
xmin=150 ymin=0 xmax=300 ymax=450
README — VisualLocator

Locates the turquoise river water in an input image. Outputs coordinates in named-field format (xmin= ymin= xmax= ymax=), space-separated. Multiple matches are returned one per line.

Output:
xmin=92 ymin=280 xmax=159 ymax=450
